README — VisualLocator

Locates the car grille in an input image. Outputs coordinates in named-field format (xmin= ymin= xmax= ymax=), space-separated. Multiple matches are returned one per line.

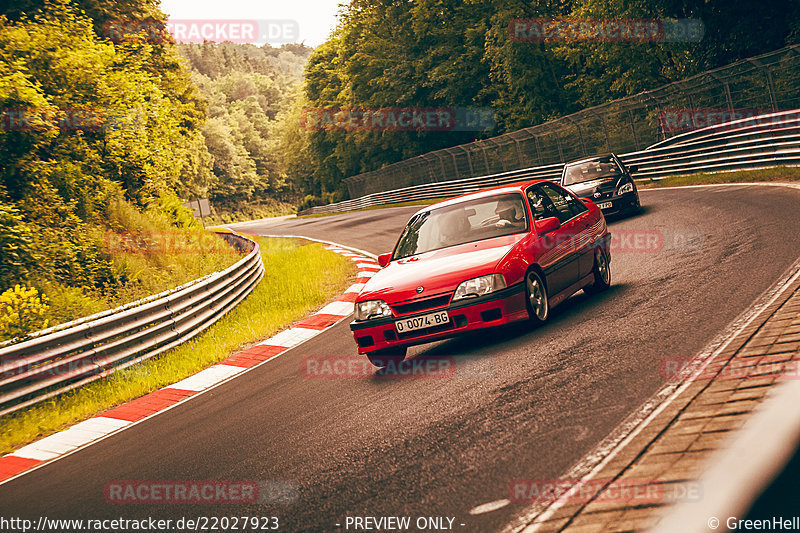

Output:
xmin=593 ymin=191 xmax=613 ymax=200
xmin=391 ymin=294 xmax=451 ymax=316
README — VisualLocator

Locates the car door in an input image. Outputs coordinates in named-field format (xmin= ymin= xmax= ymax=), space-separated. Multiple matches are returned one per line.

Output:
xmin=540 ymin=183 xmax=589 ymax=291
xmin=560 ymin=188 xmax=596 ymax=279
xmin=525 ymin=184 xmax=577 ymax=295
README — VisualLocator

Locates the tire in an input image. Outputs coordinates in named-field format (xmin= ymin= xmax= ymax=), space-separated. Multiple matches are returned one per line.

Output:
xmin=525 ymin=270 xmax=550 ymax=325
xmin=584 ymin=248 xmax=611 ymax=294
xmin=366 ymin=347 xmax=407 ymax=368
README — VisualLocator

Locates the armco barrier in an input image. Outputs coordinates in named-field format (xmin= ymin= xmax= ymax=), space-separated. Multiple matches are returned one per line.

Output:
xmin=0 ymin=232 xmax=264 ymax=417
xmin=299 ymin=109 xmax=800 ymax=215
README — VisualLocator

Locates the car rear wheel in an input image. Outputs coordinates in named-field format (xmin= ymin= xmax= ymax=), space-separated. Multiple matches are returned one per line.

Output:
xmin=525 ymin=270 xmax=549 ymax=325
xmin=585 ymin=248 xmax=611 ymax=294
xmin=366 ymin=347 xmax=407 ymax=368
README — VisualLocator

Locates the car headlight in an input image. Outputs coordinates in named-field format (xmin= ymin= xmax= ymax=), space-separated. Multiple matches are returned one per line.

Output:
xmin=617 ymin=182 xmax=634 ymax=195
xmin=453 ymin=274 xmax=507 ymax=301
xmin=354 ymin=299 xmax=393 ymax=321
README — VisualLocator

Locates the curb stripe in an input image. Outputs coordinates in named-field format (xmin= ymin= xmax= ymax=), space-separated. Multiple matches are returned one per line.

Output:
xmin=0 ymin=243 xmax=378 ymax=484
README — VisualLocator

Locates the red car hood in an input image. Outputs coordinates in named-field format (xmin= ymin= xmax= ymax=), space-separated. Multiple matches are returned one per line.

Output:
xmin=359 ymin=234 xmax=525 ymax=304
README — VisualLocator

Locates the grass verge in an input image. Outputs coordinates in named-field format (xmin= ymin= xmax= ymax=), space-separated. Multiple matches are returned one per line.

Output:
xmin=638 ymin=165 xmax=800 ymax=189
xmin=0 ymin=237 xmax=355 ymax=456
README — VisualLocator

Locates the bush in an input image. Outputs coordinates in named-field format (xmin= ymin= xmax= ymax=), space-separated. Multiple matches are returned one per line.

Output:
xmin=0 ymin=285 xmax=49 ymax=342
xmin=0 ymin=204 xmax=35 ymax=291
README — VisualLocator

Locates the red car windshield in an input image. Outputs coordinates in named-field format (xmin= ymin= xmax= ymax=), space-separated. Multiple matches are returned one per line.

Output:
xmin=392 ymin=193 xmax=529 ymax=260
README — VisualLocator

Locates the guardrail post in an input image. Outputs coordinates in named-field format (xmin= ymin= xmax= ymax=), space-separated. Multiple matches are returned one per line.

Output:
xmin=480 ymin=142 xmax=491 ymax=174
xmin=460 ymin=145 xmax=475 ymax=176
xmin=554 ymin=130 xmax=565 ymax=162
xmin=627 ymin=107 xmax=641 ymax=151
xmin=445 ymin=147 xmax=460 ymax=179
xmin=512 ymin=136 xmax=524 ymax=167
xmin=589 ymin=110 xmax=613 ymax=152
xmin=565 ymin=116 xmax=588 ymax=157
xmin=746 ymin=58 xmax=778 ymax=112
xmin=533 ymin=133 xmax=544 ymax=166
xmin=433 ymin=151 xmax=447 ymax=182
xmin=709 ymin=72 xmax=736 ymax=118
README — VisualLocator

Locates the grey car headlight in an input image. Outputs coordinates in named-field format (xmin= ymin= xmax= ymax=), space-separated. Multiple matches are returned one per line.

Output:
xmin=354 ymin=299 xmax=393 ymax=321
xmin=617 ymin=182 xmax=634 ymax=195
xmin=453 ymin=274 xmax=507 ymax=301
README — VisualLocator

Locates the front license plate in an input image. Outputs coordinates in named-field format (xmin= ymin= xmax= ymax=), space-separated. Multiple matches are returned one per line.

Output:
xmin=597 ymin=201 xmax=613 ymax=209
xmin=395 ymin=310 xmax=450 ymax=333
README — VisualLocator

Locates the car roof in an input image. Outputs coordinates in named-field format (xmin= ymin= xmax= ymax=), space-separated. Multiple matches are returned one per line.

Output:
xmin=409 ymin=179 xmax=554 ymax=217
xmin=564 ymin=153 xmax=616 ymax=166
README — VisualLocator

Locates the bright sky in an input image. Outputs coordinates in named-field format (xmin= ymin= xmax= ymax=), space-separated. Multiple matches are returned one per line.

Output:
xmin=158 ymin=0 xmax=345 ymax=47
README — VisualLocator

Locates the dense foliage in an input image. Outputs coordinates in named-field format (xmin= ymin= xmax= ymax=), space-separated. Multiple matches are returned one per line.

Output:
xmin=0 ymin=0 xmax=227 ymax=337
xmin=284 ymin=0 xmax=800 ymax=204
xmin=178 ymin=42 xmax=311 ymax=210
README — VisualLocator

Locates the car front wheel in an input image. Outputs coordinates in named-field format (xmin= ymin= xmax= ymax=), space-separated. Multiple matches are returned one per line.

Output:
xmin=585 ymin=248 xmax=611 ymax=294
xmin=366 ymin=347 xmax=407 ymax=368
xmin=525 ymin=270 xmax=550 ymax=325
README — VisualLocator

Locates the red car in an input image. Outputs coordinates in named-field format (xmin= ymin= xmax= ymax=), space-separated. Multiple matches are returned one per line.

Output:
xmin=350 ymin=180 xmax=612 ymax=368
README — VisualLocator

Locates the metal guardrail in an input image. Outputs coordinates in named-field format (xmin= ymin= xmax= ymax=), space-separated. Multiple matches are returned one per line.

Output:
xmin=0 ymin=232 xmax=264 ymax=417
xmin=342 ymin=45 xmax=800 ymax=198
xmin=299 ymin=109 xmax=800 ymax=215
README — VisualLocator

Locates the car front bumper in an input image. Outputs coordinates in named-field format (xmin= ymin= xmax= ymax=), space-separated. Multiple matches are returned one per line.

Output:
xmin=350 ymin=283 xmax=529 ymax=354
xmin=596 ymin=191 xmax=639 ymax=216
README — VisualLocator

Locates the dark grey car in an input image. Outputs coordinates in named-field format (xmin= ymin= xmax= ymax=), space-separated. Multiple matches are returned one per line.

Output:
xmin=560 ymin=153 xmax=641 ymax=217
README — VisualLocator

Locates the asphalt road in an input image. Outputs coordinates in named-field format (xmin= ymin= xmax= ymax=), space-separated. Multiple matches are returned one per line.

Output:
xmin=3 ymin=184 xmax=800 ymax=533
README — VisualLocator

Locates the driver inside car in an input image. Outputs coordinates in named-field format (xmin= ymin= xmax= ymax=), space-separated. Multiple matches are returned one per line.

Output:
xmin=495 ymin=199 xmax=524 ymax=228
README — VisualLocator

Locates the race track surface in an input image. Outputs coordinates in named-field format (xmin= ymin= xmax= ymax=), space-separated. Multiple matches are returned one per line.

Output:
xmin=3 ymin=185 xmax=800 ymax=533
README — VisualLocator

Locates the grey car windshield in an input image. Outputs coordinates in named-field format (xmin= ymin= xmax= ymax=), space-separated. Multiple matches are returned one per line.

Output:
xmin=562 ymin=156 xmax=622 ymax=186
xmin=392 ymin=193 xmax=529 ymax=260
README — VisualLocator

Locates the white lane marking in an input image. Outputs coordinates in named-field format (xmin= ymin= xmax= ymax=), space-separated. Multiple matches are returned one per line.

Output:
xmin=262 ymin=327 xmax=320 ymax=348
xmin=6 ymin=447 xmax=60 ymax=461
xmin=505 ymin=254 xmax=800 ymax=533
xmin=256 ymin=234 xmax=379 ymax=260
xmin=639 ymin=181 xmax=800 ymax=192
xmin=318 ymin=301 xmax=356 ymax=316
xmin=165 ymin=363 xmax=244 ymax=392
xmin=78 ymin=416 xmax=132 ymax=431
xmin=469 ymin=499 xmax=511 ymax=515
xmin=344 ymin=283 xmax=366 ymax=294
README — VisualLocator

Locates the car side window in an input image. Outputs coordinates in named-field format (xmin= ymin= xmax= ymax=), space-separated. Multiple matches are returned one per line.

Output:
xmin=564 ymin=190 xmax=589 ymax=218
xmin=542 ymin=183 xmax=589 ymax=221
xmin=526 ymin=186 xmax=560 ymax=221
xmin=539 ymin=184 xmax=578 ymax=223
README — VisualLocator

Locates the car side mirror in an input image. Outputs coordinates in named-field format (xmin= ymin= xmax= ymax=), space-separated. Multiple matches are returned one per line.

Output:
xmin=534 ymin=216 xmax=560 ymax=236
xmin=628 ymin=164 xmax=639 ymax=174
xmin=377 ymin=253 xmax=391 ymax=268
